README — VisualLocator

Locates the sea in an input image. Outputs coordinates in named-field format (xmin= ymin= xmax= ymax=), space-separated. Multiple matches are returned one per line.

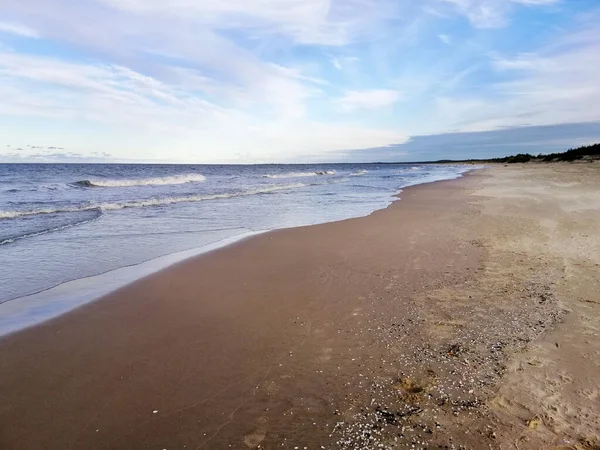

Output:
xmin=0 ymin=163 xmax=473 ymax=336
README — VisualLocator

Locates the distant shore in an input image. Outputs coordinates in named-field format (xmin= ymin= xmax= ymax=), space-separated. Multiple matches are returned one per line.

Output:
xmin=1 ymin=164 xmax=599 ymax=450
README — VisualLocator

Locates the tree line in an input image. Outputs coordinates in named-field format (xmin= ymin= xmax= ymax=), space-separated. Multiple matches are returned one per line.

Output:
xmin=486 ymin=143 xmax=600 ymax=164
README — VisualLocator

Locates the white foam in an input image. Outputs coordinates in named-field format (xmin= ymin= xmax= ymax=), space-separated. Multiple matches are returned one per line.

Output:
xmin=0 ymin=183 xmax=308 ymax=219
xmin=264 ymin=170 xmax=336 ymax=179
xmin=0 ymin=165 xmax=480 ymax=337
xmin=85 ymin=173 xmax=207 ymax=187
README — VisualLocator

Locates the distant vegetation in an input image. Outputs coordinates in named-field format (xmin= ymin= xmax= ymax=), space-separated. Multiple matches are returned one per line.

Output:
xmin=486 ymin=143 xmax=600 ymax=164
xmin=376 ymin=143 xmax=600 ymax=165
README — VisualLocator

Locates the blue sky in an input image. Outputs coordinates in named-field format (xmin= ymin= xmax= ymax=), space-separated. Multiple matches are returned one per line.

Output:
xmin=1 ymin=0 xmax=599 ymax=163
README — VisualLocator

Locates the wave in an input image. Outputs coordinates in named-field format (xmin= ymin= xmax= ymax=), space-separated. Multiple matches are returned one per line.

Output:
xmin=350 ymin=169 xmax=368 ymax=176
xmin=0 ymin=183 xmax=307 ymax=219
xmin=264 ymin=170 xmax=336 ymax=179
xmin=0 ymin=211 xmax=102 ymax=246
xmin=5 ymin=184 xmax=66 ymax=193
xmin=72 ymin=173 xmax=207 ymax=188
xmin=348 ymin=184 xmax=385 ymax=190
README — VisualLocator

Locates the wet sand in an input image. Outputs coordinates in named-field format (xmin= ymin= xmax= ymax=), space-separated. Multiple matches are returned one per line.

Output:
xmin=1 ymin=164 xmax=599 ymax=450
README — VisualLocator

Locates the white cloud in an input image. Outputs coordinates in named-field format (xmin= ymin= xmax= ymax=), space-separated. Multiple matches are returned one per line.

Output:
xmin=438 ymin=34 xmax=452 ymax=45
xmin=0 ymin=21 xmax=40 ymax=38
xmin=0 ymin=50 xmax=408 ymax=162
xmin=511 ymin=0 xmax=557 ymax=5
xmin=0 ymin=64 xmax=225 ymax=142
xmin=337 ymin=89 xmax=403 ymax=111
xmin=330 ymin=55 xmax=360 ymax=71
xmin=439 ymin=0 xmax=559 ymax=28
xmin=0 ymin=0 xmax=595 ymax=163
xmin=0 ymin=0 xmax=336 ymax=121
xmin=97 ymin=0 xmax=398 ymax=46
xmin=435 ymin=24 xmax=600 ymax=131
xmin=492 ymin=53 xmax=539 ymax=71
xmin=0 ymin=0 xmax=416 ymax=162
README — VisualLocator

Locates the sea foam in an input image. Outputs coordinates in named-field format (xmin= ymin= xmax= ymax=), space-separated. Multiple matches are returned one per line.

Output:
xmin=0 ymin=183 xmax=308 ymax=219
xmin=264 ymin=170 xmax=336 ymax=179
xmin=73 ymin=173 xmax=207 ymax=188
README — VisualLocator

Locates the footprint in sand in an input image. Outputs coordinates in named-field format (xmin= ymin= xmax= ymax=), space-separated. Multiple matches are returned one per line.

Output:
xmin=319 ymin=347 xmax=333 ymax=362
xmin=244 ymin=417 xmax=269 ymax=449
xmin=580 ymin=387 xmax=599 ymax=401
xmin=265 ymin=381 xmax=279 ymax=395
xmin=557 ymin=370 xmax=574 ymax=383
xmin=243 ymin=430 xmax=266 ymax=449
xmin=257 ymin=416 xmax=269 ymax=425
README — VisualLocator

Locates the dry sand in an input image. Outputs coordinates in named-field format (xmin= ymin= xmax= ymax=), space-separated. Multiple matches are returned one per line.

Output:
xmin=0 ymin=164 xmax=598 ymax=450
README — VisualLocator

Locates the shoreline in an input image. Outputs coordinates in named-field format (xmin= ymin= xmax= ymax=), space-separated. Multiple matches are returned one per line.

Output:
xmin=0 ymin=169 xmax=475 ymax=338
xmin=0 ymin=230 xmax=267 ymax=338
xmin=1 ymin=164 xmax=598 ymax=449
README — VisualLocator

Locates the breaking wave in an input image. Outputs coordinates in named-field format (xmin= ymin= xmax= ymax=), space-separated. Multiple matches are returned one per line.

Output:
xmin=72 ymin=173 xmax=207 ymax=188
xmin=0 ymin=183 xmax=307 ymax=219
xmin=350 ymin=169 xmax=368 ymax=176
xmin=264 ymin=170 xmax=336 ymax=179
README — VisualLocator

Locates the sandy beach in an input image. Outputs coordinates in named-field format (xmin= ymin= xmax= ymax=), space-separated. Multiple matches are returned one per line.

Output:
xmin=1 ymin=164 xmax=599 ymax=450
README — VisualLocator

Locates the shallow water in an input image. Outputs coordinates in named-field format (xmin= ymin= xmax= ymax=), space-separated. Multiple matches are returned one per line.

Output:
xmin=0 ymin=163 xmax=473 ymax=335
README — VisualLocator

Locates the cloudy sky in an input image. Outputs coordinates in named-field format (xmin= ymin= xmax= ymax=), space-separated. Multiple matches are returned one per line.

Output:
xmin=1 ymin=0 xmax=599 ymax=163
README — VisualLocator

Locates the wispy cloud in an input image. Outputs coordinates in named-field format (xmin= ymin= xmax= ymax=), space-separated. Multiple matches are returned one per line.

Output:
xmin=438 ymin=34 xmax=452 ymax=45
xmin=446 ymin=21 xmax=600 ymax=130
xmin=439 ymin=0 xmax=559 ymax=28
xmin=0 ymin=0 xmax=598 ymax=162
xmin=0 ymin=51 xmax=229 ymax=129
xmin=330 ymin=55 xmax=360 ymax=71
xmin=97 ymin=0 xmax=399 ymax=46
xmin=337 ymin=89 xmax=403 ymax=111
xmin=0 ymin=21 xmax=40 ymax=38
xmin=0 ymin=48 xmax=408 ymax=162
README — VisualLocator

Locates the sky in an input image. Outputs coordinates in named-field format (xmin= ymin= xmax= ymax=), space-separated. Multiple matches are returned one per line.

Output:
xmin=1 ymin=0 xmax=599 ymax=163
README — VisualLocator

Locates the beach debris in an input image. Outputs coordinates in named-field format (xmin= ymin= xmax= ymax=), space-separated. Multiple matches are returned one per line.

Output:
xmin=447 ymin=343 xmax=462 ymax=357
xmin=327 ymin=247 xmax=566 ymax=449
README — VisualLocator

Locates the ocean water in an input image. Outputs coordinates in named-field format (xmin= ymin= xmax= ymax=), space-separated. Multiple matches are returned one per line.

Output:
xmin=0 ymin=163 xmax=472 ymax=335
